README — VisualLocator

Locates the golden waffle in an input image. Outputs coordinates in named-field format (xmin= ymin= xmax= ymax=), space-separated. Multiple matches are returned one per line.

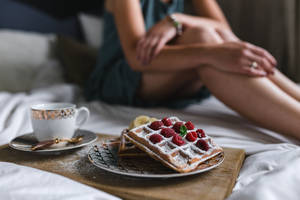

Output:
xmin=124 ymin=116 xmax=223 ymax=173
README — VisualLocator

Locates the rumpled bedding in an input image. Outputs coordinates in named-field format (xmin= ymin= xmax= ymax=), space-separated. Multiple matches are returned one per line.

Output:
xmin=0 ymin=162 xmax=120 ymax=200
xmin=1 ymin=61 xmax=300 ymax=200
xmin=1 ymin=83 xmax=300 ymax=200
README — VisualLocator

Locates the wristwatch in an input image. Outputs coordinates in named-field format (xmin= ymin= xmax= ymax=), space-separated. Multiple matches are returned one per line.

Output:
xmin=169 ymin=14 xmax=183 ymax=36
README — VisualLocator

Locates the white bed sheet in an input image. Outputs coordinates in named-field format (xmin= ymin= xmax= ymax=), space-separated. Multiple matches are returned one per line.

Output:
xmin=1 ymin=82 xmax=300 ymax=200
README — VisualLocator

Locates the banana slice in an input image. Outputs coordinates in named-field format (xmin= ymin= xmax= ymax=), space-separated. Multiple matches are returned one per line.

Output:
xmin=133 ymin=115 xmax=150 ymax=128
xmin=149 ymin=117 xmax=158 ymax=123
xmin=128 ymin=115 xmax=158 ymax=130
xmin=128 ymin=120 xmax=135 ymax=130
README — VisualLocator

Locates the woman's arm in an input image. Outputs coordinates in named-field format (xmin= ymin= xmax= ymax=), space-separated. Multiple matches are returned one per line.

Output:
xmin=135 ymin=0 xmax=235 ymax=65
xmin=111 ymin=0 xmax=275 ymax=75
xmin=112 ymin=0 xmax=213 ymax=72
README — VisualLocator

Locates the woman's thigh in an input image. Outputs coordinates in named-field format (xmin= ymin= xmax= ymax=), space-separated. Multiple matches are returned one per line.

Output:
xmin=138 ymin=26 xmax=223 ymax=101
xmin=138 ymin=70 xmax=201 ymax=101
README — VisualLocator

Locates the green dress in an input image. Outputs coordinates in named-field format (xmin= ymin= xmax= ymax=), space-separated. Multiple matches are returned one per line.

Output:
xmin=85 ymin=0 xmax=210 ymax=108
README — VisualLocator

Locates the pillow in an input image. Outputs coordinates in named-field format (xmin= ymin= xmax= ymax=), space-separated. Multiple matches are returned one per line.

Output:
xmin=55 ymin=35 xmax=98 ymax=87
xmin=78 ymin=13 xmax=104 ymax=48
xmin=0 ymin=30 xmax=55 ymax=92
xmin=0 ymin=0 xmax=81 ymax=39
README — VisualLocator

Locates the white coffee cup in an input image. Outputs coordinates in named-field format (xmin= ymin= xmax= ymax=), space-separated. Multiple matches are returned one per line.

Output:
xmin=31 ymin=103 xmax=90 ymax=142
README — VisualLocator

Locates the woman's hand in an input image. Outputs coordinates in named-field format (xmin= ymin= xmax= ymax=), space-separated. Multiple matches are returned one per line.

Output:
xmin=136 ymin=17 xmax=177 ymax=65
xmin=208 ymin=42 xmax=277 ymax=76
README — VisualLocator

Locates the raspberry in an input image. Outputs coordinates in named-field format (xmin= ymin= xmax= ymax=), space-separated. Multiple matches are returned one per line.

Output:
xmin=172 ymin=135 xmax=185 ymax=146
xmin=185 ymin=121 xmax=195 ymax=130
xmin=162 ymin=117 xmax=172 ymax=126
xmin=149 ymin=134 xmax=163 ymax=144
xmin=196 ymin=129 xmax=206 ymax=138
xmin=160 ymin=128 xmax=176 ymax=138
xmin=186 ymin=132 xmax=197 ymax=142
xmin=173 ymin=122 xmax=185 ymax=133
xmin=196 ymin=139 xmax=209 ymax=151
xmin=149 ymin=121 xmax=164 ymax=130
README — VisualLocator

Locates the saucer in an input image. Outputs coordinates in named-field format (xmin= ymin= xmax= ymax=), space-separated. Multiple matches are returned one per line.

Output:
xmin=9 ymin=129 xmax=97 ymax=152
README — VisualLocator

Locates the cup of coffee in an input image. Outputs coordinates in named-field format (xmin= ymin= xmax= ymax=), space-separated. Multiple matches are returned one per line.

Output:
xmin=31 ymin=103 xmax=90 ymax=142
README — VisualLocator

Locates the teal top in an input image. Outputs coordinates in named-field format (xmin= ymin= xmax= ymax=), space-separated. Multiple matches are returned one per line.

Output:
xmin=85 ymin=0 xmax=210 ymax=108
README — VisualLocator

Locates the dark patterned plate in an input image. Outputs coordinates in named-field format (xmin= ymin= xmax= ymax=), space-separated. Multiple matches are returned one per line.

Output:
xmin=88 ymin=141 xmax=224 ymax=178
xmin=9 ymin=130 xmax=97 ymax=152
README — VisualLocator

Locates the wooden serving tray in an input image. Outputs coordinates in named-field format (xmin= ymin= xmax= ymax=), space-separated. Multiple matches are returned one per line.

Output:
xmin=0 ymin=134 xmax=245 ymax=200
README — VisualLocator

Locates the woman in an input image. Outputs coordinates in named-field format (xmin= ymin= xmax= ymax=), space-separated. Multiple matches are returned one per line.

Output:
xmin=86 ymin=0 xmax=300 ymax=140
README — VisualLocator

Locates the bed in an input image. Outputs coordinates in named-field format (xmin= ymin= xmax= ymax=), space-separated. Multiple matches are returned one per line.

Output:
xmin=0 ymin=17 xmax=300 ymax=199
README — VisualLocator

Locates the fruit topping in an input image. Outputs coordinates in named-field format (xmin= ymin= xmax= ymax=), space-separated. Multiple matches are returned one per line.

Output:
xmin=196 ymin=139 xmax=209 ymax=151
xmin=196 ymin=129 xmax=206 ymax=138
xmin=149 ymin=121 xmax=164 ymax=130
xmin=149 ymin=134 xmax=163 ymax=144
xmin=172 ymin=135 xmax=185 ymax=146
xmin=161 ymin=128 xmax=176 ymax=138
xmin=186 ymin=132 xmax=197 ymax=142
xmin=185 ymin=121 xmax=195 ymax=130
xmin=173 ymin=122 xmax=185 ymax=133
xmin=162 ymin=117 xmax=172 ymax=126
xmin=129 ymin=115 xmax=158 ymax=130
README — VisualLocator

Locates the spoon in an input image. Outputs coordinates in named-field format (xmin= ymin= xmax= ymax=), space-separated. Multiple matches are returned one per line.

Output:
xmin=31 ymin=136 xmax=83 ymax=151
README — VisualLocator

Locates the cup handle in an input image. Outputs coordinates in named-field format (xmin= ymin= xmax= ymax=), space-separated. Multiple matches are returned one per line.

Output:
xmin=75 ymin=107 xmax=90 ymax=128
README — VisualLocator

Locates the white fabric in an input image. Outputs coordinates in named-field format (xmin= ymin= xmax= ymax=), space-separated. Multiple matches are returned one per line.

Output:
xmin=1 ymin=83 xmax=300 ymax=199
xmin=0 ymin=162 xmax=120 ymax=200
xmin=0 ymin=30 xmax=56 ymax=92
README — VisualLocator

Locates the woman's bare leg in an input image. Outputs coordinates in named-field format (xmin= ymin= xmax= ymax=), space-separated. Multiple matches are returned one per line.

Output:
xmin=215 ymin=28 xmax=300 ymax=102
xmin=138 ymin=70 xmax=200 ymax=101
xmin=179 ymin=27 xmax=300 ymax=102
xmin=139 ymin=26 xmax=300 ymax=139
xmin=268 ymin=70 xmax=300 ymax=101
xmin=198 ymin=66 xmax=300 ymax=139
xmin=184 ymin=27 xmax=300 ymax=138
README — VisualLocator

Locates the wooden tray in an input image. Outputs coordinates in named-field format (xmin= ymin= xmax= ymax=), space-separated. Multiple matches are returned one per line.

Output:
xmin=0 ymin=134 xmax=245 ymax=200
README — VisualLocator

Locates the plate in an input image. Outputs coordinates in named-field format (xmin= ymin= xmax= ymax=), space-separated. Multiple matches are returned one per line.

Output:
xmin=9 ymin=129 xmax=98 ymax=152
xmin=88 ymin=141 xmax=224 ymax=178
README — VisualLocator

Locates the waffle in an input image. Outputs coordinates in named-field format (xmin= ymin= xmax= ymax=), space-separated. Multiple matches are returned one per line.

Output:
xmin=124 ymin=116 xmax=223 ymax=173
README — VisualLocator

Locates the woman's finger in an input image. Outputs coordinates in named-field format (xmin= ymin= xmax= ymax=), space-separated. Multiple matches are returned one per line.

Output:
xmin=256 ymin=47 xmax=277 ymax=67
xmin=241 ymin=66 xmax=267 ymax=77
xmin=251 ymin=56 xmax=274 ymax=74
xmin=139 ymin=37 xmax=153 ymax=65
xmin=244 ymin=50 xmax=274 ymax=74
xmin=144 ymin=36 xmax=159 ymax=64
xmin=246 ymin=43 xmax=277 ymax=66
xmin=151 ymin=36 xmax=167 ymax=60
xmin=136 ymin=37 xmax=146 ymax=62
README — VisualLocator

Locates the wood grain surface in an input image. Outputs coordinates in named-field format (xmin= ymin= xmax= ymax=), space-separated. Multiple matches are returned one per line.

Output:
xmin=0 ymin=134 xmax=245 ymax=200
